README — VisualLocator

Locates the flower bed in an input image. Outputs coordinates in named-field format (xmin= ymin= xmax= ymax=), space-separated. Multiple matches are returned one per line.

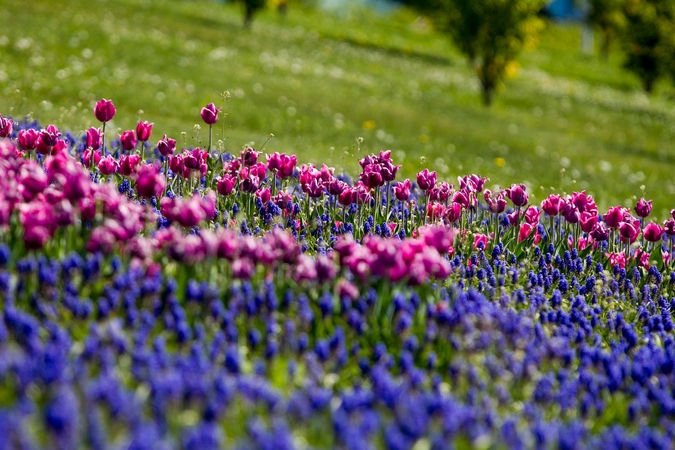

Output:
xmin=0 ymin=103 xmax=674 ymax=448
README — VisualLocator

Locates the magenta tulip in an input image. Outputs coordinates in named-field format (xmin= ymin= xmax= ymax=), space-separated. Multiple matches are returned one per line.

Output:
xmin=201 ymin=103 xmax=221 ymax=125
xmin=94 ymin=98 xmax=116 ymax=123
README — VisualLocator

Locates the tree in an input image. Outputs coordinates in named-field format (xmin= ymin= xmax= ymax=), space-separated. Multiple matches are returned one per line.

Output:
xmin=586 ymin=0 xmax=626 ymax=59
xmin=621 ymin=0 xmax=675 ymax=93
xmin=409 ymin=0 xmax=546 ymax=106
xmin=239 ymin=0 xmax=267 ymax=29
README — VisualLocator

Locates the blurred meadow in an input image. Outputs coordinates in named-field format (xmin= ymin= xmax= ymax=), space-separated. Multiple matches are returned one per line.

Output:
xmin=2 ymin=0 xmax=675 ymax=215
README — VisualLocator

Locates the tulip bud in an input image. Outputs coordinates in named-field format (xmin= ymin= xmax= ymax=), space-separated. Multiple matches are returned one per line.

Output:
xmin=18 ymin=129 xmax=39 ymax=151
xmin=0 ymin=115 xmax=13 ymax=138
xmin=393 ymin=179 xmax=411 ymax=201
xmin=216 ymin=175 xmax=237 ymax=196
xmin=86 ymin=127 xmax=103 ymax=150
xmin=94 ymin=98 xmax=116 ymax=123
xmin=97 ymin=155 xmax=119 ymax=175
xmin=201 ymin=103 xmax=221 ymax=125
xmin=135 ymin=164 xmax=166 ymax=198
xmin=135 ymin=121 xmax=153 ymax=142
xmin=157 ymin=135 xmax=176 ymax=157
xmin=506 ymin=183 xmax=528 ymax=207
xmin=634 ymin=198 xmax=652 ymax=218
xmin=643 ymin=222 xmax=664 ymax=243
xmin=120 ymin=130 xmax=137 ymax=152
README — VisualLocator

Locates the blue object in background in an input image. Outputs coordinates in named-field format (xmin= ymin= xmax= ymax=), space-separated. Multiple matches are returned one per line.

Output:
xmin=545 ymin=0 xmax=586 ymax=21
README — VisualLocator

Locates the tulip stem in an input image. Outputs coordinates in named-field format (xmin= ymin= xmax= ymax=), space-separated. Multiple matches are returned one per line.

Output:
xmin=549 ymin=216 xmax=555 ymax=243
xmin=208 ymin=124 xmax=213 ymax=153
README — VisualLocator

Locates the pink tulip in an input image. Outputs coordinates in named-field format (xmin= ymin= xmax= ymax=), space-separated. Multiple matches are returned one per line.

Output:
xmin=82 ymin=149 xmax=101 ymax=168
xmin=86 ymin=127 xmax=102 ymax=150
xmin=98 ymin=155 xmax=119 ymax=175
xmin=416 ymin=169 xmax=436 ymax=192
xmin=216 ymin=175 xmax=237 ymax=196
xmin=393 ymin=179 xmax=411 ymax=201
xmin=590 ymin=222 xmax=609 ymax=241
xmin=135 ymin=121 xmax=153 ymax=142
xmin=18 ymin=129 xmax=38 ymax=151
xmin=157 ymin=135 xmax=176 ymax=157
xmin=506 ymin=183 xmax=528 ymax=207
xmin=200 ymin=103 xmax=220 ymax=125
xmin=119 ymin=154 xmax=141 ymax=176
xmin=541 ymin=194 xmax=562 ymax=216
xmin=0 ymin=115 xmax=12 ymax=138
xmin=120 ymin=130 xmax=137 ymax=152
xmin=579 ymin=211 xmax=598 ymax=233
xmin=634 ymin=198 xmax=652 ymax=218
xmin=484 ymin=189 xmax=507 ymax=214
xmin=643 ymin=222 xmax=664 ymax=243
xmin=135 ymin=164 xmax=166 ymax=198
xmin=604 ymin=206 xmax=626 ymax=229
xmin=619 ymin=220 xmax=640 ymax=244
xmin=444 ymin=202 xmax=462 ymax=223
xmin=94 ymin=99 xmax=116 ymax=122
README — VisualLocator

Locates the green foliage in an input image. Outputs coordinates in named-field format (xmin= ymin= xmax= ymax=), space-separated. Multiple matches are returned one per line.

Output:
xmin=621 ymin=0 xmax=675 ymax=92
xmin=239 ymin=0 xmax=267 ymax=28
xmin=411 ymin=0 xmax=546 ymax=105
xmin=2 ymin=0 xmax=675 ymax=216
xmin=587 ymin=0 xmax=627 ymax=58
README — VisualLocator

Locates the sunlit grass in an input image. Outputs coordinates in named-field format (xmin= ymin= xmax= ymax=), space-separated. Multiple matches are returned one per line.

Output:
xmin=1 ymin=0 xmax=674 ymax=216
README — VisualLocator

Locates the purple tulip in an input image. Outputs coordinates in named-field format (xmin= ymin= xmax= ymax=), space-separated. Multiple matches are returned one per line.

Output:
xmin=201 ymin=103 xmax=221 ymax=125
xmin=120 ymin=130 xmax=137 ymax=152
xmin=541 ymin=194 xmax=562 ymax=216
xmin=484 ymin=189 xmax=507 ymax=214
xmin=590 ymin=222 xmax=609 ymax=241
xmin=643 ymin=222 xmax=663 ymax=243
xmin=393 ymin=179 xmax=411 ymax=201
xmin=506 ymin=183 xmax=528 ymax=207
xmin=157 ymin=134 xmax=177 ymax=157
xmin=634 ymin=198 xmax=652 ymax=218
xmin=0 ymin=115 xmax=12 ymax=138
xmin=94 ymin=98 xmax=116 ymax=122
xmin=86 ymin=127 xmax=102 ymax=150
xmin=217 ymin=175 xmax=237 ymax=196
xmin=444 ymin=202 xmax=462 ymax=223
xmin=135 ymin=164 xmax=166 ymax=198
xmin=97 ymin=155 xmax=119 ymax=175
xmin=416 ymin=169 xmax=436 ymax=192
xmin=135 ymin=121 xmax=153 ymax=142
xmin=239 ymin=147 xmax=259 ymax=167
xmin=18 ymin=129 xmax=39 ymax=151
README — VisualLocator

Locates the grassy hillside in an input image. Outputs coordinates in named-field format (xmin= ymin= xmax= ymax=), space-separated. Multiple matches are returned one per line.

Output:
xmin=2 ymin=0 xmax=675 ymax=216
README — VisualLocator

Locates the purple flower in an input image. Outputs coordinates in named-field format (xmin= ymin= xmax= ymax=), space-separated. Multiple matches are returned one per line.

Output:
xmin=120 ymin=130 xmax=137 ymax=152
xmin=94 ymin=98 xmax=116 ymax=122
xmin=157 ymin=134 xmax=176 ymax=157
xmin=0 ymin=115 xmax=12 ymax=138
xmin=135 ymin=121 xmax=153 ymax=142
xmin=506 ymin=183 xmax=528 ymax=207
xmin=416 ymin=169 xmax=436 ymax=192
xmin=201 ymin=103 xmax=221 ymax=125
xmin=634 ymin=198 xmax=652 ymax=218
xmin=18 ymin=129 xmax=39 ymax=151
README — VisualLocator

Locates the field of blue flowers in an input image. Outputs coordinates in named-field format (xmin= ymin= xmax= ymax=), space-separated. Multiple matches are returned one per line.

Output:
xmin=1 ymin=102 xmax=675 ymax=449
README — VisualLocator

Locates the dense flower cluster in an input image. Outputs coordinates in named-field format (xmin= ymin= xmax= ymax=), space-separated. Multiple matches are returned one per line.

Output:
xmin=0 ymin=103 xmax=675 ymax=448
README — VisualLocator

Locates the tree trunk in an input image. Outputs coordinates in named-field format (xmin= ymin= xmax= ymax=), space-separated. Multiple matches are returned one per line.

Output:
xmin=278 ymin=2 xmax=287 ymax=18
xmin=600 ymin=29 xmax=611 ymax=61
xmin=482 ymin=85 xmax=494 ymax=107
xmin=243 ymin=5 xmax=254 ymax=29
xmin=643 ymin=76 xmax=655 ymax=94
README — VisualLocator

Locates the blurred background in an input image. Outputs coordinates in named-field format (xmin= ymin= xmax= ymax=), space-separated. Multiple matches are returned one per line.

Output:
xmin=1 ymin=0 xmax=675 ymax=216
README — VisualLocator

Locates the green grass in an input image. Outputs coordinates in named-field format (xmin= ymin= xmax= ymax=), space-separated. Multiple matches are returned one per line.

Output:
xmin=2 ymin=0 xmax=675 ymax=216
